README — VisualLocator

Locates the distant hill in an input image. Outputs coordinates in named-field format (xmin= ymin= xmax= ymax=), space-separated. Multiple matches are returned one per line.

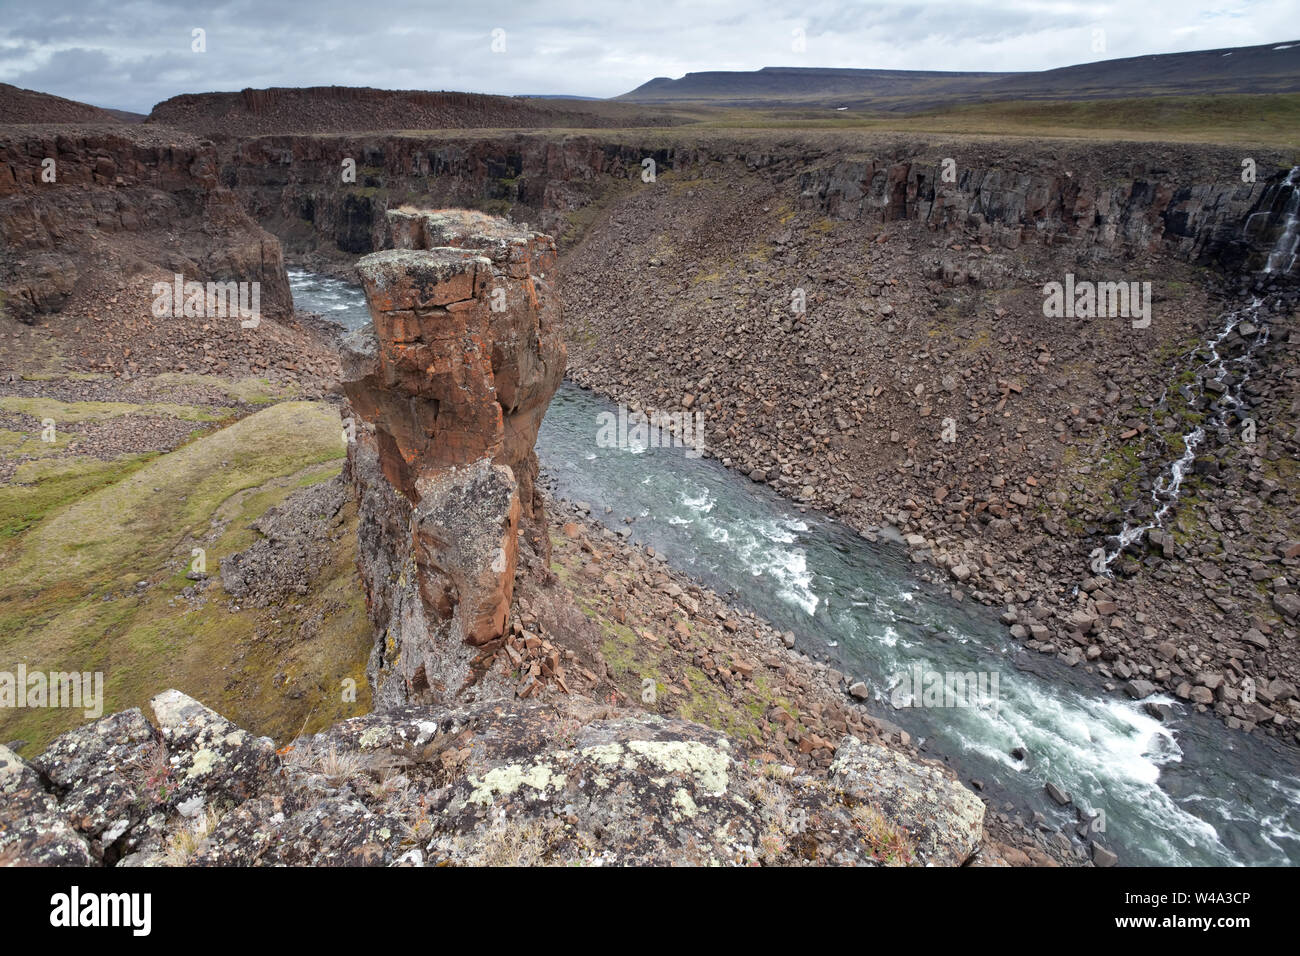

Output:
xmin=147 ymin=86 xmax=678 ymax=136
xmin=617 ymin=41 xmax=1300 ymax=110
xmin=622 ymin=67 xmax=1014 ymax=107
xmin=0 ymin=84 xmax=145 ymax=124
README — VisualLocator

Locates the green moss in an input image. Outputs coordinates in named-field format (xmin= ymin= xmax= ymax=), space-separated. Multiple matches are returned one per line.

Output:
xmin=0 ymin=402 xmax=359 ymax=753
xmin=0 ymin=428 xmax=72 ymax=458
xmin=0 ymin=396 xmax=233 ymax=423
xmin=2 ymin=401 xmax=343 ymax=588
xmin=0 ymin=454 xmax=156 ymax=541
xmin=677 ymin=665 xmax=764 ymax=742
xmin=598 ymin=618 xmax=641 ymax=679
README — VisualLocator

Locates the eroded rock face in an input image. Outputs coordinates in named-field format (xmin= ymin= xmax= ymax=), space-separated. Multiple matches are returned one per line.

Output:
xmin=0 ymin=127 xmax=293 ymax=322
xmin=7 ymin=693 xmax=987 ymax=866
xmin=343 ymin=209 xmax=565 ymax=707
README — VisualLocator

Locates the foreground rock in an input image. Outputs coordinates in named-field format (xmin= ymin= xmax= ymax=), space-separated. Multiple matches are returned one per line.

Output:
xmin=3 ymin=689 xmax=988 ymax=866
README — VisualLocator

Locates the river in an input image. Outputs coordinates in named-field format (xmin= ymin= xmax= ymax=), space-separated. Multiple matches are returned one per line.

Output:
xmin=289 ymin=262 xmax=1300 ymax=867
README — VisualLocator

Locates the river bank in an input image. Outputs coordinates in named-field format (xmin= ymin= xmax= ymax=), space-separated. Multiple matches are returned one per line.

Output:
xmin=282 ymin=265 xmax=1300 ymax=866
xmin=558 ymin=163 xmax=1300 ymax=748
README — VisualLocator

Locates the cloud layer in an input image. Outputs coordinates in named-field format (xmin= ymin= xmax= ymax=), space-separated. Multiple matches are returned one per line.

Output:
xmin=0 ymin=0 xmax=1294 ymax=113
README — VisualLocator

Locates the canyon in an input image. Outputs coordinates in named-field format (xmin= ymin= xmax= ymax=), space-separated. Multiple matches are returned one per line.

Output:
xmin=1 ymin=81 xmax=1298 ymax=868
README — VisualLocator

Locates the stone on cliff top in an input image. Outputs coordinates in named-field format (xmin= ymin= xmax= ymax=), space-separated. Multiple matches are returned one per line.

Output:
xmin=33 ymin=708 xmax=159 ymax=849
xmin=0 ymin=743 xmax=96 ymax=866
xmin=150 ymin=689 xmax=276 ymax=806
xmin=9 ymin=690 xmax=989 ymax=867
xmin=4 ymin=691 xmax=276 ymax=865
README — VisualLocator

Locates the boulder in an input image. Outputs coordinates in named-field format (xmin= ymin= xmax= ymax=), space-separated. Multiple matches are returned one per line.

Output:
xmin=0 ymin=744 xmax=95 ymax=866
xmin=830 ymin=735 xmax=985 ymax=865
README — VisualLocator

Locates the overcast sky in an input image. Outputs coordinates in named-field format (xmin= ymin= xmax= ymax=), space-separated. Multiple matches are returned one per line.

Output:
xmin=0 ymin=0 xmax=1295 ymax=113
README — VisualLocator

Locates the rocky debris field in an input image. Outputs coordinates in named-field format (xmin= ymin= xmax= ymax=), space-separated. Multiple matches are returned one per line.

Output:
xmin=219 ymin=475 xmax=350 ymax=607
xmin=561 ymin=157 xmax=1300 ymax=744
xmin=0 ymin=287 xmax=342 ymax=395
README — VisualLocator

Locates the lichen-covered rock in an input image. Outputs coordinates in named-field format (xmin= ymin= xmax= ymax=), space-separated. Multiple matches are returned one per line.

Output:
xmin=32 ymin=707 xmax=160 ymax=860
xmin=7 ymin=691 xmax=991 ymax=866
xmin=149 ymin=689 xmax=276 ymax=808
xmin=0 ymin=743 xmax=95 ymax=866
xmin=14 ymin=691 xmax=276 ymax=864
xmin=830 ymin=735 xmax=985 ymax=866
xmin=432 ymin=709 xmax=755 ymax=864
xmin=191 ymin=795 xmax=409 ymax=867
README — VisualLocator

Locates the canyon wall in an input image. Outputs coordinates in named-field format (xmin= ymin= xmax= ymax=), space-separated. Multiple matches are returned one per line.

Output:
xmin=343 ymin=209 xmax=565 ymax=709
xmin=798 ymin=155 xmax=1300 ymax=278
xmin=223 ymin=133 xmax=679 ymax=261
xmin=218 ymin=132 xmax=1295 ymax=278
xmin=0 ymin=127 xmax=291 ymax=321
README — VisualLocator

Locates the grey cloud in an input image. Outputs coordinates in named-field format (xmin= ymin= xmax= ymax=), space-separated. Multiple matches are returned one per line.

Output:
xmin=0 ymin=0 xmax=1294 ymax=113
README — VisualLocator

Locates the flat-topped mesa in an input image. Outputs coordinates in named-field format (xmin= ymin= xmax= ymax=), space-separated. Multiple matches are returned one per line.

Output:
xmin=342 ymin=208 xmax=565 ymax=709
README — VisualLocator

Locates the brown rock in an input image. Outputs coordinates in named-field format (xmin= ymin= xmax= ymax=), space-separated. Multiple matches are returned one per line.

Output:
xmin=343 ymin=209 xmax=565 ymax=706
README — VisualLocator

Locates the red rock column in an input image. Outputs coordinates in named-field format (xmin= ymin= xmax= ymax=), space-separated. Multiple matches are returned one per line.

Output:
xmin=343 ymin=209 xmax=564 ymax=707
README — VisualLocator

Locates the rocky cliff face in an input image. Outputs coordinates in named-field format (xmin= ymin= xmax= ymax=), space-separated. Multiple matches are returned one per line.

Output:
xmin=797 ymin=154 xmax=1299 ymax=276
xmin=0 ymin=126 xmax=291 ymax=321
xmin=343 ymin=209 xmax=566 ymax=709
xmin=217 ymin=132 xmax=1293 ymax=280
xmin=222 ymin=133 xmax=677 ymax=263
xmin=1 ymin=689 xmax=984 ymax=867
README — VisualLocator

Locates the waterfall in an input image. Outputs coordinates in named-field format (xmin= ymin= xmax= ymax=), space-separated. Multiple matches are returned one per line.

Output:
xmin=1104 ymin=166 xmax=1298 ymax=567
xmin=1265 ymin=166 xmax=1300 ymax=275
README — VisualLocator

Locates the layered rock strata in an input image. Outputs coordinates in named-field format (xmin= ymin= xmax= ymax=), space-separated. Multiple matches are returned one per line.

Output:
xmin=343 ymin=209 xmax=565 ymax=709
xmin=0 ymin=127 xmax=292 ymax=321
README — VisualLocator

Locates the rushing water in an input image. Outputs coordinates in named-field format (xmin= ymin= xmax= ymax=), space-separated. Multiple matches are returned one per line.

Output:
xmin=290 ymin=259 xmax=1300 ymax=867
xmin=1265 ymin=167 xmax=1300 ymax=275
xmin=1104 ymin=299 xmax=1270 ymax=565
xmin=287 ymin=268 xmax=373 ymax=331
xmin=1106 ymin=168 xmax=1298 ymax=564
